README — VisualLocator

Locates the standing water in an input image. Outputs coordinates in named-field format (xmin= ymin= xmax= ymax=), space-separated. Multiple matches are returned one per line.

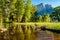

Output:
xmin=0 ymin=25 xmax=60 ymax=40
xmin=37 ymin=30 xmax=60 ymax=40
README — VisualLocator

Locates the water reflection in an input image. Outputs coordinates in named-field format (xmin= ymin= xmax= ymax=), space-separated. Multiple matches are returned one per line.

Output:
xmin=53 ymin=33 xmax=60 ymax=40
xmin=37 ymin=30 xmax=60 ymax=40
xmin=0 ymin=25 xmax=60 ymax=40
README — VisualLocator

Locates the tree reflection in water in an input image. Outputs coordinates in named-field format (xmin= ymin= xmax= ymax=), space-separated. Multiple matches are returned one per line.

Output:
xmin=0 ymin=25 xmax=60 ymax=40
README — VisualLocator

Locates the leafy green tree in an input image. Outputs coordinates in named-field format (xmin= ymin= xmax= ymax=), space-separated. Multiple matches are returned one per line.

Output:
xmin=43 ymin=14 xmax=51 ymax=22
xmin=38 ymin=15 xmax=43 ymax=22
xmin=31 ymin=6 xmax=37 ymax=14
xmin=0 ymin=0 xmax=10 ymax=27
xmin=0 ymin=8 xmax=3 ymax=26
xmin=24 ymin=0 xmax=32 ymax=22
xmin=16 ymin=0 xmax=25 ymax=23
xmin=9 ymin=0 xmax=17 ymax=23
xmin=51 ymin=6 xmax=60 ymax=21
xmin=31 ymin=6 xmax=37 ymax=22
xmin=0 ymin=0 xmax=3 ymax=24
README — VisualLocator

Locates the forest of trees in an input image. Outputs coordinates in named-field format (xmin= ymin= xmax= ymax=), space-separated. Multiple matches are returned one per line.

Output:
xmin=0 ymin=0 xmax=51 ymax=23
xmin=0 ymin=0 xmax=60 ymax=26
xmin=0 ymin=0 xmax=38 ymax=23
xmin=51 ymin=6 xmax=60 ymax=22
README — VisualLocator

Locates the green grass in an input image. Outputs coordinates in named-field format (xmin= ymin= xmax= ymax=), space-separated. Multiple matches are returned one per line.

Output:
xmin=0 ymin=22 xmax=60 ymax=30
xmin=15 ymin=22 xmax=60 ymax=30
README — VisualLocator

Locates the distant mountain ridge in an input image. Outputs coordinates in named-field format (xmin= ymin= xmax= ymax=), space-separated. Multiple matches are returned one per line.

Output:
xmin=37 ymin=3 xmax=53 ymax=16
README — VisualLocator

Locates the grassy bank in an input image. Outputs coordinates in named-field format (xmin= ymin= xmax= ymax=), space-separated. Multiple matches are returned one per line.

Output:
xmin=15 ymin=22 xmax=60 ymax=30
xmin=0 ymin=22 xmax=60 ymax=30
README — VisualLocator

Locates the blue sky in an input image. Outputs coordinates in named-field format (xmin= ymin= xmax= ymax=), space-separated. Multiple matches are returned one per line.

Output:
xmin=32 ymin=0 xmax=60 ymax=7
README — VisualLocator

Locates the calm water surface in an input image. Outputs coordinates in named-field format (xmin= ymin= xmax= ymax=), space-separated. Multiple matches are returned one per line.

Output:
xmin=37 ymin=30 xmax=60 ymax=40
xmin=0 ymin=28 xmax=60 ymax=40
